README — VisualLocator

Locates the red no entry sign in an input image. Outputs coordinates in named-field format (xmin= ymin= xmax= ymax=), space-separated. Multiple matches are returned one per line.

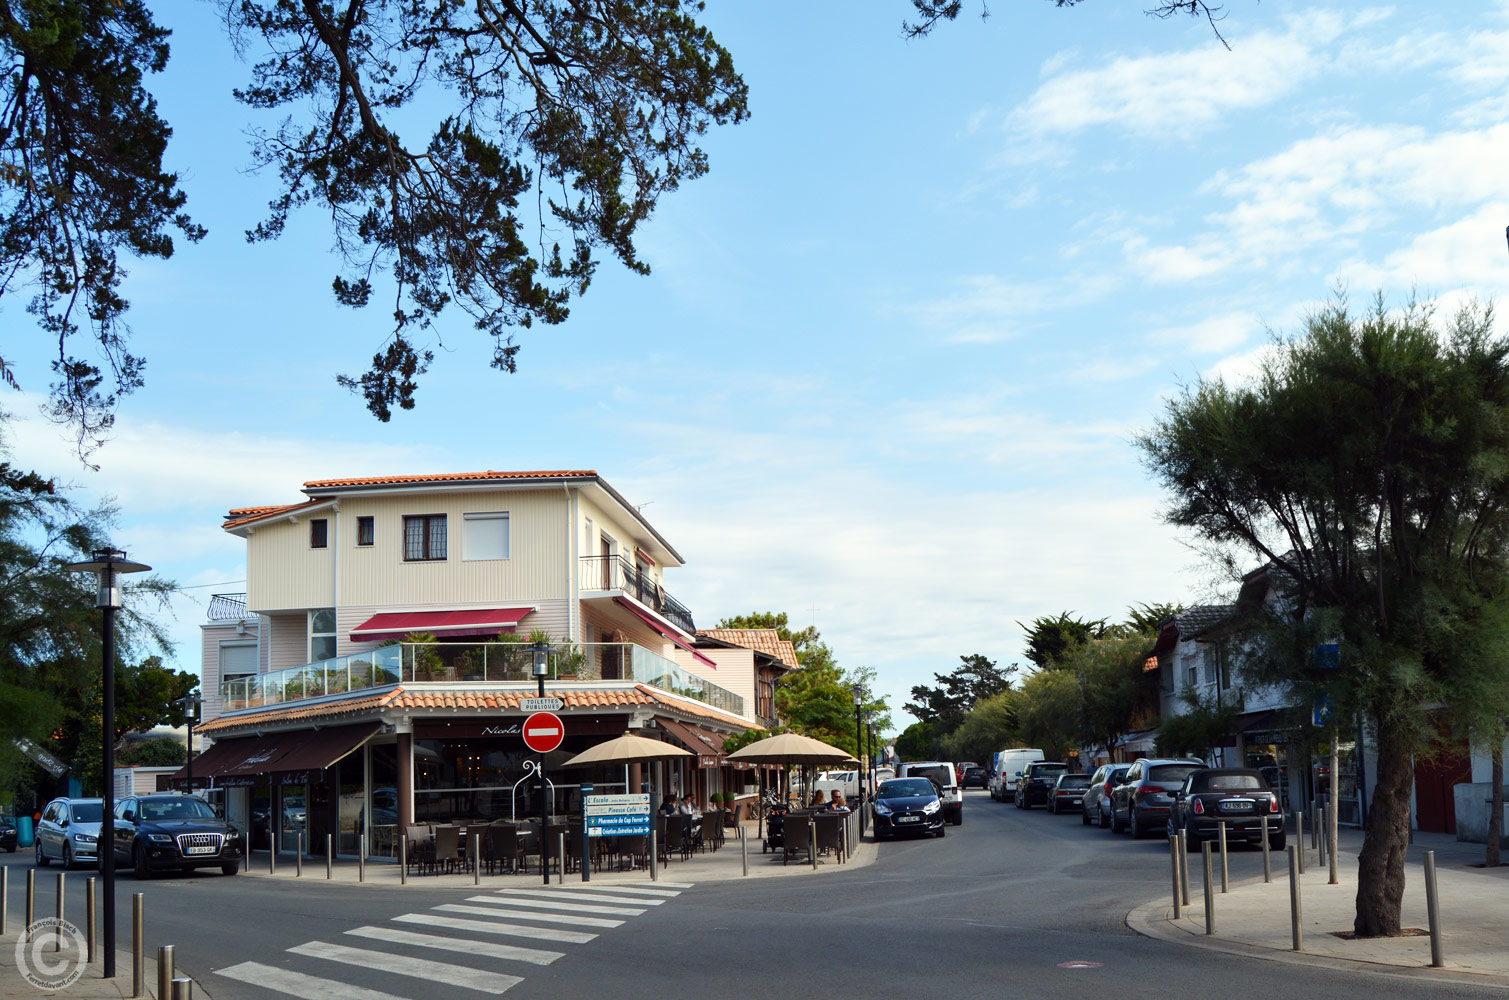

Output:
xmin=522 ymin=712 xmax=564 ymax=753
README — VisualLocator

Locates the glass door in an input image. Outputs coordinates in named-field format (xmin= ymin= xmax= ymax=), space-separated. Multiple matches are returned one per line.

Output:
xmin=280 ymin=783 xmax=307 ymax=853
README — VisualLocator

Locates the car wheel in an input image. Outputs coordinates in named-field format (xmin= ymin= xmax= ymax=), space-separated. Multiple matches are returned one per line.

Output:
xmin=35 ymin=841 xmax=50 ymax=867
xmin=1110 ymin=803 xmax=1124 ymax=834
xmin=1128 ymin=809 xmax=1142 ymax=839
xmin=221 ymin=861 xmax=240 ymax=876
xmin=1081 ymin=806 xmax=1091 ymax=826
xmin=935 ymin=825 xmax=945 ymax=838
xmin=1268 ymin=831 xmax=1287 ymax=851
xmin=63 ymin=844 xmax=74 ymax=869
xmin=133 ymin=844 xmax=152 ymax=880
xmin=954 ymin=810 xmax=963 ymax=826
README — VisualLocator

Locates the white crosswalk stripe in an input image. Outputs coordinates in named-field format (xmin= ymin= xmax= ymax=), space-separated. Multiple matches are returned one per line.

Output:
xmin=552 ymin=885 xmax=683 ymax=897
xmin=446 ymin=901 xmax=626 ymax=927
xmin=288 ymin=941 xmax=523 ymax=994
xmin=344 ymin=925 xmax=563 ymax=965
xmin=397 ymin=911 xmax=600 ymax=942
xmin=217 ymin=962 xmax=413 ymax=1000
xmin=491 ymin=888 xmax=665 ymax=905
xmin=479 ymin=893 xmax=645 ymax=916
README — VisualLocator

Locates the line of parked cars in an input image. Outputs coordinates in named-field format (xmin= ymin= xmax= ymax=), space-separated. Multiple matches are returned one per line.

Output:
xmin=985 ymin=749 xmax=1287 ymax=850
xmin=32 ymin=793 xmax=245 ymax=877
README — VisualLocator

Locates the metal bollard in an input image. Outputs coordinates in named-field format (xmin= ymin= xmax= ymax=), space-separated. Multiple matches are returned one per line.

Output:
xmin=358 ymin=835 xmax=365 ymax=883
xmin=1310 ymin=798 xmax=1318 ymax=849
xmin=1424 ymin=850 xmax=1444 ymax=967
xmin=86 ymin=877 xmax=96 ymax=964
xmin=741 ymin=825 xmax=748 ymax=877
xmin=1 ymin=864 xmax=6 ymax=935
xmin=1287 ymin=846 xmax=1303 ymax=951
xmin=296 ymin=833 xmax=303 ymax=877
xmin=649 ymin=827 xmax=658 ymax=882
xmin=25 ymin=868 xmax=34 ymax=942
xmin=171 ymin=976 xmax=193 ymax=1000
xmin=158 ymin=944 xmax=175 ymax=1000
xmin=1201 ymin=842 xmax=1215 ymax=935
xmin=132 ymin=894 xmax=144 ymax=997
xmin=1295 ymin=811 xmax=1305 ymax=874
xmin=1328 ymin=804 xmax=1339 ymax=886
xmin=1261 ymin=820 xmax=1272 ymax=883
xmin=268 ymin=824 xmax=276 ymax=875
xmin=400 ymin=834 xmax=407 ymax=885
xmin=1218 ymin=822 xmax=1229 ymax=893
xmin=326 ymin=834 xmax=332 ymax=879
xmin=1317 ymin=805 xmax=1327 ymax=869
xmin=475 ymin=834 xmax=482 ymax=886
xmin=1178 ymin=829 xmax=1190 ymax=906
xmin=809 ymin=823 xmax=818 ymax=872
xmin=556 ymin=832 xmax=565 ymax=886
xmin=1169 ymin=837 xmax=1182 ymax=919
xmin=55 ymin=871 xmax=64 ymax=952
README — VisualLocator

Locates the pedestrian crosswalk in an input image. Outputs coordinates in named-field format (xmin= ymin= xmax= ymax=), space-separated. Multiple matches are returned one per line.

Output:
xmin=214 ymin=880 xmax=695 ymax=998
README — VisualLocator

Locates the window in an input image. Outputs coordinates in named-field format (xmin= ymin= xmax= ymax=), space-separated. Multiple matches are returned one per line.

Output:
xmin=463 ymin=512 xmax=509 ymax=560
xmin=403 ymin=515 xmax=447 ymax=561
xmin=220 ymin=642 xmax=257 ymax=683
xmin=356 ymin=516 xmax=375 ymax=546
xmin=310 ymin=608 xmax=337 ymax=661
xmin=310 ymin=519 xmax=328 ymax=548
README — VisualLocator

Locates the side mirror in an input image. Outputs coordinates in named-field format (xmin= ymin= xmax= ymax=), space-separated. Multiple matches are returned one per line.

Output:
xmin=1014 ymin=771 xmax=1023 ymax=779
xmin=123 ymin=810 xmax=136 ymax=823
xmin=59 ymin=818 xmax=69 ymax=828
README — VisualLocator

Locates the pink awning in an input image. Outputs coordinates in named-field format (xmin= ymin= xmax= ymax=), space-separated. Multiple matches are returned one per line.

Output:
xmin=350 ymin=607 xmax=533 ymax=643
xmin=613 ymin=597 xmax=718 ymax=668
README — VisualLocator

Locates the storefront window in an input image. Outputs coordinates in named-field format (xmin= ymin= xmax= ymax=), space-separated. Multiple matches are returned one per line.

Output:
xmin=1245 ymin=736 xmax=1291 ymax=811
xmin=413 ymin=736 xmax=625 ymax=823
xmin=337 ymin=753 xmax=365 ymax=855
xmin=369 ymin=742 xmax=399 ymax=858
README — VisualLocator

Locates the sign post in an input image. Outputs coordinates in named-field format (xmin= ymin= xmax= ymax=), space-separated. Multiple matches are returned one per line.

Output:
xmin=523 ymin=711 xmax=564 ymax=885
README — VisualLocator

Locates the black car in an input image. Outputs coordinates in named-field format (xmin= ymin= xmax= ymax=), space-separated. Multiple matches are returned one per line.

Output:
xmin=1015 ymin=761 xmax=1069 ymax=809
xmin=0 ymin=817 xmax=16 ymax=852
xmin=1170 ymin=768 xmax=1285 ymax=850
xmin=1046 ymin=773 xmax=1091 ymax=813
xmin=961 ymin=765 xmax=988 ymax=789
xmin=112 ymin=794 xmax=244 ymax=877
xmin=871 ymin=777 xmax=947 ymax=840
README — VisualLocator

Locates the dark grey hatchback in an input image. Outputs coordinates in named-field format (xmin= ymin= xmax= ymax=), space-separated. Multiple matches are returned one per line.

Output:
xmin=112 ymin=794 xmax=245 ymax=877
xmin=1170 ymin=768 xmax=1285 ymax=850
xmin=871 ymin=777 xmax=946 ymax=839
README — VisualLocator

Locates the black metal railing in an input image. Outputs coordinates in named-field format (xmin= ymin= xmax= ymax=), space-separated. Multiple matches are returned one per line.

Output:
xmin=578 ymin=555 xmax=695 ymax=632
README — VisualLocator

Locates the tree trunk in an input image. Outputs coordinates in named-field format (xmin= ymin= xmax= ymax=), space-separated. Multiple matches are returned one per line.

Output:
xmin=1489 ymin=739 xmax=1504 ymax=868
xmin=1354 ymin=720 xmax=1412 ymax=937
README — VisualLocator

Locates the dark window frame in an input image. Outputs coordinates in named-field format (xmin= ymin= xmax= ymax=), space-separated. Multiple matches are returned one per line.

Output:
xmin=356 ymin=516 xmax=375 ymax=547
xmin=310 ymin=518 xmax=328 ymax=548
xmin=403 ymin=514 xmax=448 ymax=561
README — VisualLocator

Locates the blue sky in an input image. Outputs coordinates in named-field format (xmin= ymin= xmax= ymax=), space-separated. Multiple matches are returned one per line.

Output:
xmin=8 ymin=1 xmax=1509 ymax=730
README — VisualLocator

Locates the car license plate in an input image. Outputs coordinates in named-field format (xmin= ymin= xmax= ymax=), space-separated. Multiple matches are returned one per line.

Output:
xmin=897 ymin=816 xmax=920 ymax=823
xmin=185 ymin=845 xmax=216 ymax=855
xmin=1220 ymin=800 xmax=1254 ymax=811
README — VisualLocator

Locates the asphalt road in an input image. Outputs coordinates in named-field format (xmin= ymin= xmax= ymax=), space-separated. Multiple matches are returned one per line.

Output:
xmin=4 ymin=792 xmax=1504 ymax=1000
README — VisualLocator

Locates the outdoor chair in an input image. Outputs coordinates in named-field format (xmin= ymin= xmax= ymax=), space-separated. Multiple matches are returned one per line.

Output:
xmin=615 ymin=833 xmax=649 ymax=870
xmin=782 ymin=813 xmax=812 ymax=866
xmin=404 ymin=825 xmax=434 ymax=875
xmin=814 ymin=813 xmax=845 ymax=864
xmin=485 ymin=823 xmax=523 ymax=874
xmin=432 ymin=825 xmax=462 ymax=874
xmin=704 ymin=809 xmax=725 ymax=851
xmin=662 ymin=814 xmax=688 ymax=863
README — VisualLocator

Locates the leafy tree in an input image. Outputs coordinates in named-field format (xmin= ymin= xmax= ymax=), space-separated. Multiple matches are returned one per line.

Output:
xmin=905 ymin=653 xmax=1015 ymax=732
xmin=1137 ymin=292 xmax=1509 ymax=937
xmin=893 ymin=720 xmax=937 ymax=762
xmin=941 ymin=689 xmax=1019 ymax=763
xmin=904 ymin=0 xmax=1247 ymax=47
xmin=717 ymin=612 xmax=836 ymax=674
xmin=1064 ymin=637 xmax=1160 ymax=753
xmin=1120 ymin=603 xmax=1184 ymax=638
xmin=1018 ymin=612 xmax=1107 ymax=670
xmin=4 ymin=2 xmax=748 ymax=445
xmin=1154 ymin=686 xmax=1239 ymax=759
xmin=1014 ymin=668 xmax=1079 ymax=761
xmin=118 ymin=736 xmax=188 ymax=768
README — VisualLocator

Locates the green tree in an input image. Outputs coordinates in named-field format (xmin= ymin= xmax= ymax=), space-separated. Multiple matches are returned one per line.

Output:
xmin=118 ymin=736 xmax=188 ymax=767
xmin=893 ymin=720 xmax=937 ymax=762
xmin=905 ymin=653 xmax=1016 ymax=732
xmin=4 ymin=2 xmax=748 ymax=446
xmin=1154 ymin=686 xmax=1239 ymax=759
xmin=941 ymin=689 xmax=1019 ymax=763
xmin=1014 ymin=668 xmax=1079 ymax=761
xmin=1019 ymin=612 xmax=1108 ymax=670
xmin=1137 ymin=292 xmax=1509 ymax=937
xmin=1065 ymin=637 xmax=1160 ymax=754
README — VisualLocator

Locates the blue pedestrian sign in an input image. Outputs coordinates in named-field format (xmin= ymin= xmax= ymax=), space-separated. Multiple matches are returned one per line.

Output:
xmin=1312 ymin=693 xmax=1334 ymax=727
xmin=584 ymin=793 xmax=651 ymax=838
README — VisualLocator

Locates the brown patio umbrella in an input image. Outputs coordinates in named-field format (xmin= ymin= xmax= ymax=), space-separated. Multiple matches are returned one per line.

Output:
xmin=559 ymin=732 xmax=694 ymax=768
xmin=724 ymin=732 xmax=854 ymax=765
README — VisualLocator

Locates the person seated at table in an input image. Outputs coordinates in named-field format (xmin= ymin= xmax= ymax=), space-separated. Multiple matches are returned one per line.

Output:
xmin=659 ymin=794 xmax=679 ymax=816
xmin=822 ymin=791 xmax=851 ymax=814
xmin=681 ymin=795 xmax=703 ymax=842
xmin=679 ymin=795 xmax=702 ymax=817
xmin=809 ymin=789 xmax=828 ymax=808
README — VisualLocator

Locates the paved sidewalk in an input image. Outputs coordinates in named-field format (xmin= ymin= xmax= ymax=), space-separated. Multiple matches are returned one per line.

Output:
xmin=1128 ymin=828 xmax=1509 ymax=988
xmin=0 ymin=818 xmax=873 ymax=999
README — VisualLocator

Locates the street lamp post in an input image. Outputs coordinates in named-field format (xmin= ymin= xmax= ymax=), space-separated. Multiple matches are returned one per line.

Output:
xmin=851 ymin=686 xmax=866 ymax=809
xmin=531 ymin=640 xmax=551 ymax=886
xmin=179 ymin=692 xmax=202 ymax=795
xmin=64 ymin=549 xmax=151 ymax=981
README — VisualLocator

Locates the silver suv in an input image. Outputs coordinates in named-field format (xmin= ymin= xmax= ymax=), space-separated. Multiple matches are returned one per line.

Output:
xmin=1082 ymin=762 xmax=1131 ymax=828
xmin=1110 ymin=758 xmax=1205 ymax=838
xmin=35 ymin=797 xmax=105 ymax=869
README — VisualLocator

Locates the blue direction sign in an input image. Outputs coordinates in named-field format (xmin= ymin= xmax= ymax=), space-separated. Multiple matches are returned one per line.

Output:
xmin=584 ymin=793 xmax=651 ymax=838
xmin=1312 ymin=693 xmax=1334 ymax=727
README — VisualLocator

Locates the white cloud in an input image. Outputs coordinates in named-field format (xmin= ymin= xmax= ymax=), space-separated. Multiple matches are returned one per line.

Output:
xmin=1149 ymin=312 xmax=1259 ymax=355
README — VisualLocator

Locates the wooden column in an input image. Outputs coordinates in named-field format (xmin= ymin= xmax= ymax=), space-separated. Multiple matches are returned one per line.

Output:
xmin=396 ymin=732 xmax=414 ymax=833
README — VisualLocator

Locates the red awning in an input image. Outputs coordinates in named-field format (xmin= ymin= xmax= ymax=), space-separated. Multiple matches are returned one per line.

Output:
xmin=655 ymin=717 xmax=724 ymax=768
xmin=613 ymin=597 xmax=718 ymax=668
xmin=350 ymin=608 xmax=532 ymax=643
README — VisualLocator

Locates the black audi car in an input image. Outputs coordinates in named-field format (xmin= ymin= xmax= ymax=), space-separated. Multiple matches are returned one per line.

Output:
xmin=112 ymin=793 xmax=244 ymax=877
xmin=871 ymin=777 xmax=947 ymax=840
xmin=0 ymin=816 xmax=16 ymax=852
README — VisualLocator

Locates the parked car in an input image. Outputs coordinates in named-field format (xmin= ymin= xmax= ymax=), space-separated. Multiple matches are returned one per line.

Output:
xmin=961 ymin=765 xmax=988 ymax=789
xmin=1170 ymin=768 xmax=1286 ymax=850
xmin=897 ymin=761 xmax=963 ymax=825
xmin=1015 ymin=761 xmax=1069 ymax=809
xmin=1046 ymin=773 xmax=1092 ymax=813
xmin=1110 ymin=757 xmax=1206 ymax=838
xmin=35 ymin=797 xmax=104 ymax=869
xmin=0 ymin=817 xmax=16 ymax=852
xmin=989 ymin=748 xmax=1044 ymax=802
xmin=1082 ymin=762 xmax=1132 ymax=828
xmin=871 ymin=777 xmax=946 ymax=840
xmin=113 ymin=793 xmax=245 ymax=878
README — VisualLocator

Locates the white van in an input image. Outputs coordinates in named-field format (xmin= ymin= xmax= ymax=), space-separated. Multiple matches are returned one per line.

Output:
xmin=897 ymin=761 xmax=963 ymax=825
xmin=989 ymin=748 xmax=1045 ymax=803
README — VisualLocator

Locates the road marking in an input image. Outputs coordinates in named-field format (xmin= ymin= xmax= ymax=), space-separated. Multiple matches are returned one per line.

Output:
xmin=1057 ymin=961 xmax=1104 ymax=969
xmin=550 ymin=885 xmax=682 ymax=897
xmin=399 ymin=912 xmax=600 ymax=942
xmin=288 ymin=941 xmax=523 ymax=994
xmin=491 ymin=888 xmax=664 ymax=906
xmin=449 ymin=902 xmax=626 ymax=928
xmin=483 ymin=893 xmax=644 ymax=916
xmin=216 ymin=962 xmax=411 ymax=1000
xmin=344 ymin=926 xmax=562 ymax=966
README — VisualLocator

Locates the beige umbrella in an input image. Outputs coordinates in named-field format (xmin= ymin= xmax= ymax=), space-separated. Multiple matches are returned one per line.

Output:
xmin=559 ymin=732 xmax=693 ymax=768
xmin=725 ymin=732 xmax=854 ymax=765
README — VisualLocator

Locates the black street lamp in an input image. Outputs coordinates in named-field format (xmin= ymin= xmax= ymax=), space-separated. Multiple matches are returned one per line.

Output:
xmin=179 ymin=691 xmax=202 ymax=794
xmin=530 ymin=639 xmax=551 ymax=886
xmin=851 ymin=685 xmax=866 ymax=809
xmin=64 ymin=548 xmax=150 ymax=981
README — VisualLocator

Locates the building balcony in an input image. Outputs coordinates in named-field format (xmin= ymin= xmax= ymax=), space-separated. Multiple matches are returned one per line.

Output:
xmin=219 ymin=641 xmax=745 ymax=718
xmin=578 ymin=554 xmax=695 ymax=633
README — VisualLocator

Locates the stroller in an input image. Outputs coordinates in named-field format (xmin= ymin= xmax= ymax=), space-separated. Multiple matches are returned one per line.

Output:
xmin=762 ymin=803 xmax=789 ymax=853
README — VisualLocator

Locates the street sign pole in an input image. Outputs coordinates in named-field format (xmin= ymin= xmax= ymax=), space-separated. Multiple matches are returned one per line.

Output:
xmin=580 ymin=784 xmax=593 ymax=883
xmin=537 ymin=673 xmax=549 ymax=885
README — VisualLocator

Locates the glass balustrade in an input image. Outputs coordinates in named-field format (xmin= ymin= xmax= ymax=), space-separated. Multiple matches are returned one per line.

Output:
xmin=219 ymin=641 xmax=744 ymax=717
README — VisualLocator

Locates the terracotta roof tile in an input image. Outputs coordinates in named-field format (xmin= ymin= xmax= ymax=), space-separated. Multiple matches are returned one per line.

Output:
xmin=696 ymin=629 xmax=800 ymax=671
xmin=222 ymin=498 xmax=330 ymax=529
xmin=388 ymin=688 xmax=654 ymax=711
xmin=303 ymin=470 xmax=597 ymax=489
xmin=200 ymin=689 xmax=403 ymax=732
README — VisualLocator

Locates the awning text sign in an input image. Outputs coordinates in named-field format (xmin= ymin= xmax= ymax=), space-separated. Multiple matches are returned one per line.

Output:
xmin=585 ymin=793 xmax=651 ymax=838
xmin=520 ymin=697 xmax=564 ymax=713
